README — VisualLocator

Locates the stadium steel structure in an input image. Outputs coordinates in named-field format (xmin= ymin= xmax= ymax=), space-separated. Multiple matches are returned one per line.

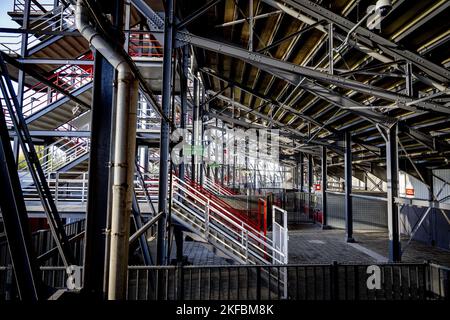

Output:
xmin=0 ymin=0 xmax=449 ymax=300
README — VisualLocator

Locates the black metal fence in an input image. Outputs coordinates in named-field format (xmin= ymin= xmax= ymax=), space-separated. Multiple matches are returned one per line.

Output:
xmin=1 ymin=262 xmax=448 ymax=301
xmin=0 ymin=219 xmax=85 ymax=267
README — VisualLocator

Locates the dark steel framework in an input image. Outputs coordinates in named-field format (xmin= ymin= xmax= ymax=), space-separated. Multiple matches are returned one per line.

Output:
xmin=0 ymin=0 xmax=449 ymax=300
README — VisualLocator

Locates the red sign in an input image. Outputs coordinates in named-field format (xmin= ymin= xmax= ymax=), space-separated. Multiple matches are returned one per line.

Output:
xmin=315 ymin=184 xmax=321 ymax=191
xmin=405 ymin=188 xmax=415 ymax=196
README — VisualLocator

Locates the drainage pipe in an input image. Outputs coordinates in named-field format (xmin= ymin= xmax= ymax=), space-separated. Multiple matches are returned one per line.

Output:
xmin=76 ymin=0 xmax=138 ymax=300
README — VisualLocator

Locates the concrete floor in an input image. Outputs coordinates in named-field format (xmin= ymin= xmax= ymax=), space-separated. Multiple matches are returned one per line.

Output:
xmin=175 ymin=224 xmax=450 ymax=267
xmin=171 ymin=240 xmax=234 ymax=265
xmin=288 ymin=224 xmax=450 ymax=267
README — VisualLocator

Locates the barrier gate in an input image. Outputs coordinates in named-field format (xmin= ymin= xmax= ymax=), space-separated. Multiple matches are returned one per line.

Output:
xmin=272 ymin=205 xmax=289 ymax=298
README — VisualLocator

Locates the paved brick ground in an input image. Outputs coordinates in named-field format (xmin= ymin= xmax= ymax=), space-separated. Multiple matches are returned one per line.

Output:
xmin=161 ymin=224 xmax=450 ymax=267
xmin=353 ymin=231 xmax=450 ymax=267
xmin=170 ymin=240 xmax=234 ymax=265
xmin=288 ymin=224 xmax=450 ymax=267
xmin=288 ymin=225 xmax=377 ymax=264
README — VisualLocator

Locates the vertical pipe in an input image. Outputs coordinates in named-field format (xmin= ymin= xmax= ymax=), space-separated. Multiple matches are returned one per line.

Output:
xmin=344 ymin=131 xmax=354 ymax=242
xmin=200 ymin=84 xmax=205 ymax=186
xmin=157 ymin=0 xmax=174 ymax=266
xmin=108 ymin=69 xmax=138 ymax=299
xmin=191 ymin=77 xmax=198 ymax=182
xmin=221 ymin=122 xmax=225 ymax=187
xmin=308 ymin=154 xmax=313 ymax=193
xmin=179 ymin=45 xmax=188 ymax=182
xmin=387 ymin=124 xmax=401 ymax=261
xmin=321 ymin=146 xmax=330 ymax=229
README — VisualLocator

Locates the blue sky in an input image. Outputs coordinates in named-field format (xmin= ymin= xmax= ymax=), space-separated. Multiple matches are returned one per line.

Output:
xmin=0 ymin=1 xmax=17 ymax=28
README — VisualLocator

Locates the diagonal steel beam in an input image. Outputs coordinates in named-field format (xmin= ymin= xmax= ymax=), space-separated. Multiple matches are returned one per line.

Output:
xmin=262 ymin=0 xmax=449 ymax=95
xmin=202 ymin=68 xmax=382 ymax=153
xmin=176 ymin=0 xmax=224 ymax=29
xmin=183 ymin=33 xmax=395 ymax=123
xmin=263 ymin=0 xmax=450 ymax=83
xmin=176 ymin=32 xmax=447 ymax=116
xmin=1 ymin=52 xmax=91 ymax=110
xmin=210 ymin=90 xmax=344 ymax=153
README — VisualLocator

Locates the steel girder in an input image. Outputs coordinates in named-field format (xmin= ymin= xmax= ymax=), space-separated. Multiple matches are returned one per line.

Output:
xmin=203 ymin=68 xmax=382 ymax=154
xmin=176 ymin=32 xmax=447 ymax=115
xmin=0 ymin=101 xmax=42 ymax=301
xmin=180 ymin=34 xmax=448 ymax=155
xmin=208 ymin=90 xmax=344 ymax=153
xmin=130 ymin=0 xmax=164 ymax=45
xmin=262 ymin=0 xmax=450 ymax=84
xmin=176 ymin=0 xmax=224 ymax=29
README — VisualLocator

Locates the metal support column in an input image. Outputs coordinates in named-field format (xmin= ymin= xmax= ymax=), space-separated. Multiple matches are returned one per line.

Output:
xmin=179 ymin=45 xmax=189 ymax=182
xmin=191 ymin=76 xmax=199 ymax=182
xmin=308 ymin=153 xmax=313 ymax=219
xmin=322 ymin=146 xmax=330 ymax=229
xmin=387 ymin=124 xmax=401 ymax=261
xmin=200 ymin=84 xmax=205 ymax=185
xmin=345 ymin=131 xmax=354 ymax=242
xmin=13 ymin=0 xmax=31 ymax=163
xmin=157 ymin=0 xmax=174 ymax=265
xmin=300 ymin=152 xmax=304 ymax=191
xmin=174 ymin=227 xmax=184 ymax=263
xmin=328 ymin=23 xmax=334 ymax=74
xmin=405 ymin=62 xmax=413 ymax=97
xmin=249 ymin=0 xmax=254 ymax=51
xmin=82 ymin=51 xmax=115 ymax=298
xmin=0 ymin=101 xmax=41 ymax=301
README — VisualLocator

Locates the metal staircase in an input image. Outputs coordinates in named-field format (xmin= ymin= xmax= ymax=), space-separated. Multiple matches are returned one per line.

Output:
xmin=17 ymin=137 xmax=90 ymax=182
xmin=202 ymin=175 xmax=238 ymax=196
xmin=185 ymin=175 xmax=263 ymax=233
xmin=1 ymin=52 xmax=93 ymax=130
xmin=0 ymin=52 xmax=74 ymax=267
xmin=6 ymin=1 xmax=89 ymax=61
xmin=170 ymin=175 xmax=286 ymax=265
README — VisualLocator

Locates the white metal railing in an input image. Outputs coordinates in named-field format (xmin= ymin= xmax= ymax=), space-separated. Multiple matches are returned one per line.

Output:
xmin=203 ymin=175 xmax=235 ymax=196
xmin=13 ymin=0 xmax=55 ymax=13
xmin=17 ymin=137 xmax=90 ymax=180
xmin=0 ymin=4 xmax=75 ymax=55
xmin=136 ymin=107 xmax=160 ymax=131
xmin=20 ymin=170 xmax=159 ymax=207
xmin=171 ymin=175 xmax=287 ymax=265
xmin=18 ymin=167 xmax=288 ymax=264
xmin=22 ymin=171 xmax=89 ymax=205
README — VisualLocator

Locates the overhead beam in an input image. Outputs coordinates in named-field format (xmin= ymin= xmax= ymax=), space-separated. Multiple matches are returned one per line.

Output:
xmin=262 ymin=0 xmax=450 ymax=83
xmin=209 ymin=91 xmax=344 ymax=153
xmin=202 ymin=68 xmax=383 ymax=153
xmin=176 ymin=0 xmax=224 ymax=29
xmin=177 ymin=32 xmax=425 ymax=120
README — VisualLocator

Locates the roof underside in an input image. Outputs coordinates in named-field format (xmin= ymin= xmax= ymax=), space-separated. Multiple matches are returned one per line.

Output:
xmin=176 ymin=0 xmax=450 ymax=174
